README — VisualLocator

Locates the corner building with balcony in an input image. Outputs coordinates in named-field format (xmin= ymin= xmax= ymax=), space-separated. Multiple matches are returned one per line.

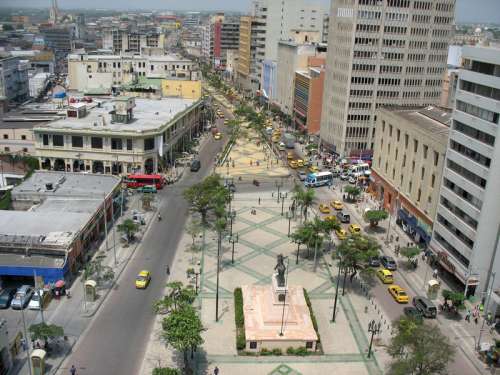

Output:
xmin=320 ymin=0 xmax=455 ymax=156
xmin=430 ymin=46 xmax=500 ymax=302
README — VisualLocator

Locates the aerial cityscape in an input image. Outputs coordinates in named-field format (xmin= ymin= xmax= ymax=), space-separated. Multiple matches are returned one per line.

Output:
xmin=0 ymin=0 xmax=499 ymax=374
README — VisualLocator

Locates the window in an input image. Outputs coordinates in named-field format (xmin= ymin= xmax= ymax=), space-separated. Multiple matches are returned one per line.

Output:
xmin=434 ymin=151 xmax=439 ymax=166
xmin=22 ymin=147 xmax=28 ymax=152
xmin=249 ymin=341 xmax=257 ymax=349
xmin=409 ymin=181 xmax=412 ymax=194
xmin=42 ymin=134 xmax=49 ymax=146
xmin=2 ymin=134 xmax=7 ymax=139
xmin=111 ymin=138 xmax=123 ymax=150
xmin=4 ymin=147 xmax=9 ymax=152
xmin=417 ymin=189 xmax=421 ymax=202
xmin=127 ymin=139 xmax=133 ymax=150
xmin=144 ymin=138 xmax=155 ymax=151
xmin=21 ymin=135 xmax=26 ymax=140
xmin=453 ymin=120 xmax=496 ymax=146
xmin=413 ymin=139 xmax=418 ymax=153
xmin=456 ymin=100 xmax=499 ymax=124
xmin=412 ymin=161 xmax=415 ymax=173
xmin=450 ymin=140 xmax=491 ymax=168
xmin=405 ymin=134 xmax=409 ymax=148
xmin=72 ymin=136 xmax=83 ymax=148
xmin=53 ymin=135 xmax=64 ymax=147
xmin=423 ymin=145 xmax=428 ymax=159
xmin=306 ymin=341 xmax=313 ymax=349
xmin=396 ymin=129 xmax=400 ymax=142
xmin=443 ymin=178 xmax=483 ymax=210
xmin=91 ymin=137 xmax=103 ymax=149
xmin=431 ymin=174 xmax=435 ymax=188
xmin=421 ymin=167 xmax=425 ymax=179
xmin=447 ymin=159 xmax=487 ymax=188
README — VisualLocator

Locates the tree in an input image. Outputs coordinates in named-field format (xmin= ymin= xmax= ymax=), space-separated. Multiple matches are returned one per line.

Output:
xmin=117 ymin=219 xmax=139 ymax=243
xmin=141 ymin=193 xmax=154 ymax=210
xmin=387 ymin=317 xmax=455 ymax=375
xmin=186 ymin=219 xmax=202 ymax=246
xmin=344 ymin=185 xmax=361 ymax=202
xmin=154 ymin=281 xmax=196 ymax=315
xmin=292 ymin=184 xmax=315 ymax=222
xmin=335 ymin=234 xmax=380 ymax=282
xmin=83 ymin=252 xmax=115 ymax=284
xmin=364 ymin=210 xmax=389 ymax=227
xmin=442 ymin=289 xmax=465 ymax=310
xmin=400 ymin=246 xmax=421 ymax=265
xmin=152 ymin=368 xmax=180 ymax=375
xmin=29 ymin=323 xmax=64 ymax=348
xmin=162 ymin=305 xmax=204 ymax=368
xmin=183 ymin=175 xmax=228 ymax=224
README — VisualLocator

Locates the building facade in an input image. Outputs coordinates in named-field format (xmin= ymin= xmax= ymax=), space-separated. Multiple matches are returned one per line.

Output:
xmin=67 ymin=53 xmax=200 ymax=93
xmin=0 ymin=56 xmax=29 ymax=103
xmin=320 ymin=0 xmax=455 ymax=156
xmin=276 ymin=41 xmax=326 ymax=115
xmin=370 ymin=106 xmax=450 ymax=247
xmin=293 ymin=65 xmax=326 ymax=134
xmin=201 ymin=14 xmax=240 ymax=69
xmin=261 ymin=60 xmax=277 ymax=104
xmin=34 ymin=96 xmax=202 ymax=175
xmin=430 ymin=46 xmax=500 ymax=298
xmin=102 ymin=28 xmax=165 ymax=54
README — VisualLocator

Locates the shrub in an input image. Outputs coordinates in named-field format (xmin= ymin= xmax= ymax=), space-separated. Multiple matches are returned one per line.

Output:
xmin=303 ymin=289 xmax=321 ymax=345
xmin=152 ymin=368 xmax=180 ymax=375
xmin=260 ymin=348 xmax=273 ymax=356
xmin=272 ymin=348 xmax=282 ymax=356
xmin=234 ymin=288 xmax=246 ymax=351
xmin=286 ymin=347 xmax=309 ymax=356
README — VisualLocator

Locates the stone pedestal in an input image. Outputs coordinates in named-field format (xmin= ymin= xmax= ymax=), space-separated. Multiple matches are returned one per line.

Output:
xmin=271 ymin=272 xmax=289 ymax=305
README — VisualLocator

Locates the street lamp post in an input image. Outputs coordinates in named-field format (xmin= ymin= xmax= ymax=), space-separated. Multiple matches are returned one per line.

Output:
xmin=20 ymin=307 xmax=33 ymax=375
xmin=275 ymin=180 xmax=283 ymax=203
xmin=191 ymin=269 xmax=201 ymax=295
xmin=331 ymin=261 xmax=342 ymax=323
xmin=313 ymin=233 xmax=324 ymax=273
xmin=229 ymin=209 xmax=236 ymax=237
xmin=229 ymin=233 xmax=239 ymax=264
xmin=281 ymin=195 xmax=285 ymax=216
xmin=367 ymin=320 xmax=382 ymax=358
xmin=215 ymin=230 xmax=222 ymax=322
xmin=287 ymin=210 xmax=292 ymax=236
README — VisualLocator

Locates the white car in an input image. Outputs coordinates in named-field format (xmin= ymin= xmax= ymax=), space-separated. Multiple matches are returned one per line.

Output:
xmin=28 ymin=290 xmax=44 ymax=310
xmin=348 ymin=176 xmax=357 ymax=184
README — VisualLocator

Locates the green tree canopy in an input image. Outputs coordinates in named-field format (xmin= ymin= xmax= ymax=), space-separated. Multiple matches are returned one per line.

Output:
xmin=336 ymin=234 xmax=380 ymax=281
xmin=400 ymin=246 xmax=421 ymax=263
xmin=162 ymin=305 xmax=204 ymax=367
xmin=154 ymin=281 xmax=196 ymax=315
xmin=29 ymin=323 xmax=64 ymax=342
xmin=388 ymin=317 xmax=455 ymax=375
xmin=117 ymin=219 xmax=139 ymax=242
xmin=152 ymin=368 xmax=180 ymax=375
xmin=186 ymin=219 xmax=202 ymax=246
xmin=442 ymin=289 xmax=465 ymax=309
xmin=183 ymin=175 xmax=229 ymax=224
xmin=364 ymin=210 xmax=389 ymax=227
xmin=344 ymin=185 xmax=361 ymax=201
xmin=292 ymin=184 xmax=316 ymax=222
xmin=83 ymin=252 xmax=115 ymax=284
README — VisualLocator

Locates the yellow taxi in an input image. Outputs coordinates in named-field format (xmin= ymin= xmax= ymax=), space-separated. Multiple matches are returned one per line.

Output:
xmin=309 ymin=165 xmax=320 ymax=173
xmin=289 ymin=160 xmax=298 ymax=169
xmin=214 ymin=132 xmax=222 ymax=140
xmin=319 ymin=204 xmax=331 ymax=214
xmin=331 ymin=200 xmax=343 ymax=210
xmin=323 ymin=215 xmax=337 ymax=223
xmin=349 ymin=224 xmax=361 ymax=234
xmin=335 ymin=228 xmax=347 ymax=240
xmin=224 ymin=119 xmax=229 ymax=125
xmin=376 ymin=269 xmax=394 ymax=284
xmin=287 ymin=152 xmax=294 ymax=160
xmin=296 ymin=159 xmax=305 ymax=168
xmin=388 ymin=285 xmax=409 ymax=303
xmin=135 ymin=270 xmax=151 ymax=289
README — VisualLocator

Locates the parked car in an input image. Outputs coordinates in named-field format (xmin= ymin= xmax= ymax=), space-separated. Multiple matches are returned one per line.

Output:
xmin=336 ymin=211 xmax=350 ymax=223
xmin=11 ymin=285 xmax=34 ymax=310
xmin=139 ymin=185 xmax=157 ymax=194
xmin=340 ymin=173 xmax=350 ymax=181
xmin=348 ymin=176 xmax=357 ymax=184
xmin=190 ymin=160 xmax=201 ymax=172
xmin=380 ymin=255 xmax=397 ymax=271
xmin=319 ymin=204 xmax=331 ymax=214
xmin=28 ymin=290 xmax=45 ymax=310
xmin=335 ymin=228 xmax=347 ymax=240
xmin=404 ymin=307 xmax=423 ymax=322
xmin=0 ymin=288 xmax=16 ymax=309
xmin=412 ymin=296 xmax=437 ymax=318
xmin=297 ymin=171 xmax=308 ymax=181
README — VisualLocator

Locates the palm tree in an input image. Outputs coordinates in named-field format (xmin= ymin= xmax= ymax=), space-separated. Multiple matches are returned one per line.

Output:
xmin=301 ymin=188 xmax=315 ymax=222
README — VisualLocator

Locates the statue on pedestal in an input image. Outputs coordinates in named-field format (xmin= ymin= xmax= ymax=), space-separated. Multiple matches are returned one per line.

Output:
xmin=274 ymin=254 xmax=286 ymax=287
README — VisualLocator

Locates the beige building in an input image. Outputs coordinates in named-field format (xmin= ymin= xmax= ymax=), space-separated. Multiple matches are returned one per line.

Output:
xmin=34 ymin=96 xmax=202 ymax=175
xmin=370 ymin=106 xmax=451 ymax=246
xmin=237 ymin=16 xmax=252 ymax=79
xmin=320 ymin=0 xmax=455 ymax=155
xmin=67 ymin=53 xmax=200 ymax=93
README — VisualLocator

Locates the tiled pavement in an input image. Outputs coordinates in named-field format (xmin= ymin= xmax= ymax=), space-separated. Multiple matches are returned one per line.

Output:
xmin=194 ymin=191 xmax=387 ymax=375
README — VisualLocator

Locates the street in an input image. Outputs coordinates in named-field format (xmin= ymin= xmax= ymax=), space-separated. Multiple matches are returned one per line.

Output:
xmin=58 ymin=110 xmax=231 ymax=374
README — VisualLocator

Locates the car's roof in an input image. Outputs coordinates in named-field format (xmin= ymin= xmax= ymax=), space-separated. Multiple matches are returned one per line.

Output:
xmin=138 ymin=270 xmax=150 ymax=276
xmin=379 ymin=269 xmax=392 ymax=275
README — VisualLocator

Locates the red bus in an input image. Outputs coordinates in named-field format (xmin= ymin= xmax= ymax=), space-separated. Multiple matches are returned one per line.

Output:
xmin=125 ymin=174 xmax=166 ymax=190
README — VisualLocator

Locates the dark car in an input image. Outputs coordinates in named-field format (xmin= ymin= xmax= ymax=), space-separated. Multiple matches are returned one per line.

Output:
xmin=190 ymin=160 xmax=201 ymax=172
xmin=412 ymin=296 xmax=437 ymax=318
xmin=368 ymin=256 xmax=381 ymax=267
xmin=403 ymin=307 xmax=423 ymax=322
xmin=0 ymin=288 xmax=16 ymax=309
xmin=380 ymin=255 xmax=397 ymax=271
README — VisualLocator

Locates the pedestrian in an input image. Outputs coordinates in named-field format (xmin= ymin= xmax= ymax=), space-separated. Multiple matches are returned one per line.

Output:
xmin=70 ymin=365 xmax=77 ymax=375
xmin=465 ymin=309 xmax=471 ymax=322
xmin=474 ymin=313 xmax=479 ymax=325
xmin=166 ymin=266 xmax=170 ymax=276
xmin=488 ymin=312 xmax=493 ymax=325
xmin=214 ymin=366 xmax=219 ymax=375
xmin=20 ymin=338 xmax=27 ymax=352
xmin=433 ymin=268 xmax=438 ymax=280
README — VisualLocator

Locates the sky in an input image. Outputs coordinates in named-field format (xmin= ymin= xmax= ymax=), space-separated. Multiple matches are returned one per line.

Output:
xmin=1 ymin=0 xmax=499 ymax=24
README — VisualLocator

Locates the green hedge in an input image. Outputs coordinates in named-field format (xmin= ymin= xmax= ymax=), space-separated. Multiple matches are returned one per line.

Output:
xmin=152 ymin=368 xmax=180 ymax=375
xmin=0 ymin=191 xmax=11 ymax=210
xmin=286 ymin=347 xmax=309 ymax=356
xmin=303 ymin=288 xmax=321 ymax=348
xmin=234 ymin=288 xmax=246 ymax=350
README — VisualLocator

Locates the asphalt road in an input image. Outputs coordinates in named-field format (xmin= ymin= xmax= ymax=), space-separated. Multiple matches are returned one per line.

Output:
xmin=61 ymin=111 xmax=230 ymax=375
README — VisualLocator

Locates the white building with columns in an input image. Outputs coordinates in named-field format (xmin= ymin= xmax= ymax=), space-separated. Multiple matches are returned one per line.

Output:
xmin=33 ymin=96 xmax=202 ymax=175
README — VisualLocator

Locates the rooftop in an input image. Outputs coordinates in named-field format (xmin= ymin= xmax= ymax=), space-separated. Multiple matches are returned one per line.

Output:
xmin=380 ymin=106 xmax=451 ymax=142
xmin=12 ymin=171 xmax=120 ymax=199
xmin=0 ymin=109 xmax=59 ymax=130
xmin=35 ymin=97 xmax=198 ymax=134
xmin=68 ymin=53 xmax=192 ymax=63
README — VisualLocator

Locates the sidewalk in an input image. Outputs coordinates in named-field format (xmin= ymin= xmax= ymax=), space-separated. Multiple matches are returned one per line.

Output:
xmin=10 ymin=192 xmax=158 ymax=375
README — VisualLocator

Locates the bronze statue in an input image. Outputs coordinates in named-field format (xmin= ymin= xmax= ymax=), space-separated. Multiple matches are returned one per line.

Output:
xmin=274 ymin=254 xmax=286 ymax=287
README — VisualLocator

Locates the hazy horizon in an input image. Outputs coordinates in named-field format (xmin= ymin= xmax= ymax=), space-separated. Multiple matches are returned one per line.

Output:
xmin=0 ymin=0 xmax=499 ymax=24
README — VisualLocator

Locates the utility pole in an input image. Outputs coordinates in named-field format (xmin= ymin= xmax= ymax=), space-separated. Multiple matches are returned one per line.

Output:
xmin=331 ymin=262 xmax=342 ymax=322
xmin=111 ymin=193 xmax=117 ymax=265
xmin=103 ymin=193 xmax=109 ymax=252
xmin=20 ymin=307 xmax=33 ymax=375
xmin=33 ymin=270 xmax=44 ymax=324
xmin=215 ymin=230 xmax=221 ymax=322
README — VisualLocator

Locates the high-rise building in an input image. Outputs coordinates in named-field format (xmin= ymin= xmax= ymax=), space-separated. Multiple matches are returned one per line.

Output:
xmin=201 ymin=14 xmax=240 ymax=70
xmin=430 ymin=45 xmax=500 ymax=299
xmin=320 ymin=0 xmax=455 ymax=156
xmin=102 ymin=28 xmax=165 ymax=54
xmin=250 ymin=0 xmax=325 ymax=91
xmin=0 ymin=56 xmax=29 ymax=103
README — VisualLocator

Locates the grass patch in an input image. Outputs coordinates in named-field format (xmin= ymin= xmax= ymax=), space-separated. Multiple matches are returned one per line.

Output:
xmin=303 ymin=288 xmax=321 ymax=352
xmin=234 ymin=288 xmax=246 ymax=351
xmin=0 ymin=191 xmax=11 ymax=210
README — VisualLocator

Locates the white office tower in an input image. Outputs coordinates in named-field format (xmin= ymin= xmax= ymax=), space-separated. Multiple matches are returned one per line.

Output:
xmin=320 ymin=0 xmax=455 ymax=155
xmin=430 ymin=46 xmax=500 ymax=300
